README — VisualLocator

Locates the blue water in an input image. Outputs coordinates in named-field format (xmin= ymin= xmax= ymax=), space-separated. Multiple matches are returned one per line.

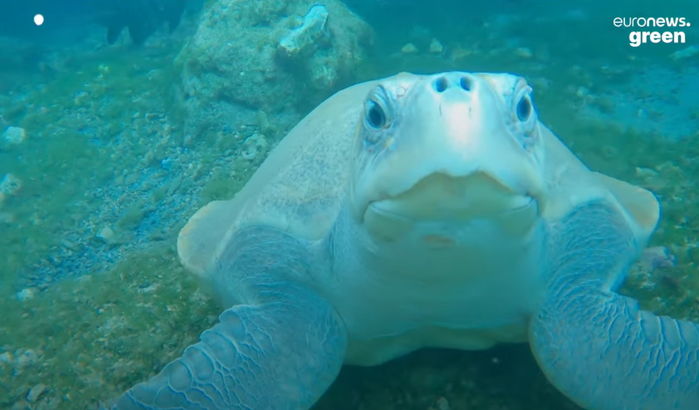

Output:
xmin=0 ymin=0 xmax=697 ymax=408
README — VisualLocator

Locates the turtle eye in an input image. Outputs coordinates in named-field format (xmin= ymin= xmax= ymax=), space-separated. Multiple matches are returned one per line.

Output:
xmin=364 ymin=86 xmax=392 ymax=134
xmin=512 ymin=85 xmax=538 ymax=150
xmin=366 ymin=100 xmax=386 ymax=129
xmin=516 ymin=95 xmax=532 ymax=122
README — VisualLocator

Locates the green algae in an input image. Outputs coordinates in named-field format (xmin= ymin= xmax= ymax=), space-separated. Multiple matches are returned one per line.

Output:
xmin=0 ymin=47 xmax=182 ymax=287
xmin=0 ymin=245 xmax=219 ymax=408
xmin=1 ymin=5 xmax=698 ymax=410
xmin=1 ymin=81 xmax=693 ymax=410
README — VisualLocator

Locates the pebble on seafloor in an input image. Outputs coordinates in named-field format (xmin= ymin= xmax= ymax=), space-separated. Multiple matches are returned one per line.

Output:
xmin=2 ymin=126 xmax=26 ymax=145
xmin=26 ymin=383 xmax=47 ymax=403
xmin=0 ymin=173 xmax=22 ymax=196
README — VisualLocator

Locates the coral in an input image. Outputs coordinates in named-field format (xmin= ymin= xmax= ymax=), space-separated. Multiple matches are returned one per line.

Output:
xmin=278 ymin=5 xmax=330 ymax=59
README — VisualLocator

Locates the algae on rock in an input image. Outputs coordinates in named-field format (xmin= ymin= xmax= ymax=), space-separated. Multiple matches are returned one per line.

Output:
xmin=176 ymin=0 xmax=373 ymax=140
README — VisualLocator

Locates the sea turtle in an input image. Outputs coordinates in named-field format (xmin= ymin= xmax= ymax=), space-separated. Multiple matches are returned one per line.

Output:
xmin=115 ymin=72 xmax=699 ymax=409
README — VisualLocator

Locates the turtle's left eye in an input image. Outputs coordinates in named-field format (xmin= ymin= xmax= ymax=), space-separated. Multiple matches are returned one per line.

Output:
xmin=516 ymin=95 xmax=532 ymax=122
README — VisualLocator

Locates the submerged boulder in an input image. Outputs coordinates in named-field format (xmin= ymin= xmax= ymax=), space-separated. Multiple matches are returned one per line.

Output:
xmin=177 ymin=0 xmax=372 ymax=139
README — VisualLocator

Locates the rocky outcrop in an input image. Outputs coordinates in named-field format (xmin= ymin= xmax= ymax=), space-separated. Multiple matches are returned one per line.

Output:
xmin=177 ymin=0 xmax=373 ymax=139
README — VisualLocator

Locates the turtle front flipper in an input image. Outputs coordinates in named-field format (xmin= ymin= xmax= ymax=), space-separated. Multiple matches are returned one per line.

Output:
xmin=115 ymin=227 xmax=347 ymax=409
xmin=530 ymin=202 xmax=699 ymax=410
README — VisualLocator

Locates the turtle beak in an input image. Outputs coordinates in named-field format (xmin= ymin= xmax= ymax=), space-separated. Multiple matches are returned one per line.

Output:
xmin=363 ymin=172 xmax=540 ymax=243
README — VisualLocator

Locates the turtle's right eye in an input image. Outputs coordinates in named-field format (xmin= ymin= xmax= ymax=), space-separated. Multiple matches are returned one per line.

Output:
xmin=364 ymin=86 xmax=393 ymax=135
xmin=516 ymin=95 xmax=532 ymax=122
xmin=366 ymin=100 xmax=386 ymax=129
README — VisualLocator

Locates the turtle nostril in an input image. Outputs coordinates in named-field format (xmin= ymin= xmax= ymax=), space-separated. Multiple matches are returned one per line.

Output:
xmin=459 ymin=76 xmax=472 ymax=91
xmin=433 ymin=77 xmax=448 ymax=93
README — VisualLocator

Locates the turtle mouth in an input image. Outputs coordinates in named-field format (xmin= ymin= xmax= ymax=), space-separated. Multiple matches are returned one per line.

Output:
xmin=362 ymin=172 xmax=540 ymax=243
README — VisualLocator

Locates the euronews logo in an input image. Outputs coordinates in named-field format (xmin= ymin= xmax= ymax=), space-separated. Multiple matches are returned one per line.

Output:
xmin=613 ymin=16 xmax=691 ymax=47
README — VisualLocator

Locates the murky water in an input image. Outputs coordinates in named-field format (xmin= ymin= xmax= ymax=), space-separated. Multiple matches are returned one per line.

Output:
xmin=0 ymin=1 xmax=697 ymax=408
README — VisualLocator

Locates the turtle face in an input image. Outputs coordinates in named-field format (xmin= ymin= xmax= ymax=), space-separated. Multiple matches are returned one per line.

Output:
xmin=353 ymin=72 xmax=546 ymax=245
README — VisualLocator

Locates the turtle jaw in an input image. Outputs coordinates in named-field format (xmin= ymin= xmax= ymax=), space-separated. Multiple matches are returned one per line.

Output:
xmin=361 ymin=172 xmax=541 ymax=246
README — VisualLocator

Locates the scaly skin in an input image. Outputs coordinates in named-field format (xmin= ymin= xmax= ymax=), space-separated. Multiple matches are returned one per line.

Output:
xmin=114 ymin=227 xmax=347 ymax=409
xmin=530 ymin=202 xmax=699 ymax=410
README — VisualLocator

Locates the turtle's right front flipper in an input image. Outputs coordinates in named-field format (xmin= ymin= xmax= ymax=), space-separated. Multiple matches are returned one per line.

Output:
xmin=116 ymin=286 xmax=346 ymax=409
xmin=115 ymin=227 xmax=348 ymax=409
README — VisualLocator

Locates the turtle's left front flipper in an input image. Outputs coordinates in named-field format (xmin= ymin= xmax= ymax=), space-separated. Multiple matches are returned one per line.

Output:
xmin=530 ymin=203 xmax=699 ymax=410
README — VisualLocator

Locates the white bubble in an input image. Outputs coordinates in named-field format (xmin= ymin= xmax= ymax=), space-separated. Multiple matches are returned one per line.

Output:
xmin=34 ymin=14 xmax=44 ymax=26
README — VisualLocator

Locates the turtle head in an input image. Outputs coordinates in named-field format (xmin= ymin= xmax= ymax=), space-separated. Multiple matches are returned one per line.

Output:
xmin=352 ymin=72 xmax=546 ymax=246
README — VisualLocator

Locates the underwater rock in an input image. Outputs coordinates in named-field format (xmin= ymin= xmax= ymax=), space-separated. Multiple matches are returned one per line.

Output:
xmin=629 ymin=246 xmax=677 ymax=291
xmin=670 ymin=45 xmax=699 ymax=61
xmin=640 ymin=246 xmax=676 ymax=270
xmin=0 ymin=351 xmax=11 ymax=366
xmin=240 ymin=132 xmax=270 ymax=161
xmin=401 ymin=42 xmax=418 ymax=54
xmin=241 ymin=146 xmax=258 ymax=161
xmin=429 ymin=39 xmax=444 ymax=54
xmin=0 ymin=173 xmax=22 ymax=196
xmin=307 ymin=55 xmax=338 ymax=91
xmin=14 ymin=348 xmax=38 ymax=370
xmin=2 ymin=126 xmax=26 ymax=145
xmin=96 ymin=225 xmax=121 ymax=245
xmin=15 ymin=287 xmax=38 ymax=302
xmin=26 ymin=383 xmax=47 ymax=403
xmin=278 ymin=4 xmax=330 ymax=58
xmin=177 ymin=0 xmax=372 ymax=138
xmin=515 ymin=47 xmax=533 ymax=59
xmin=435 ymin=396 xmax=451 ymax=410
xmin=247 ymin=133 xmax=268 ymax=150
